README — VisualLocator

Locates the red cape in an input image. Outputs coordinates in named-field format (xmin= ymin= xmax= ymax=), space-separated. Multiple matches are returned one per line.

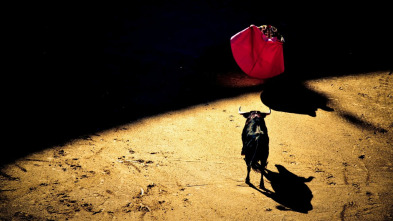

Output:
xmin=230 ymin=25 xmax=284 ymax=79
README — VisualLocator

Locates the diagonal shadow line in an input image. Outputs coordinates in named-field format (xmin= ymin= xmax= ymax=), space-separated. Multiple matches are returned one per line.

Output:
xmin=259 ymin=71 xmax=390 ymax=134
xmin=338 ymin=111 xmax=388 ymax=133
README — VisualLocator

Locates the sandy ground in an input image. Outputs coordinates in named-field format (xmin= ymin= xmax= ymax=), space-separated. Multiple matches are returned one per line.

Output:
xmin=1 ymin=71 xmax=393 ymax=220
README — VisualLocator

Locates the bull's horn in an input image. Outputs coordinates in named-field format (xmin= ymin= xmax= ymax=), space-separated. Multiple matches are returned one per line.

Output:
xmin=266 ymin=108 xmax=272 ymax=114
xmin=238 ymin=106 xmax=248 ymax=114
xmin=264 ymin=108 xmax=272 ymax=115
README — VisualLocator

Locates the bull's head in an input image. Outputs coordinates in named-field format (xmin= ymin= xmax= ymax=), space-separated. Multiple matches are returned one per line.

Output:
xmin=238 ymin=106 xmax=271 ymax=119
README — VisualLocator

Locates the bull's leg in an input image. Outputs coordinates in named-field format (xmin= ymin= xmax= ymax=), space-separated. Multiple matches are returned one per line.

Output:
xmin=259 ymin=146 xmax=269 ymax=190
xmin=244 ymin=157 xmax=251 ymax=184
xmin=259 ymin=173 xmax=266 ymax=190
xmin=245 ymin=164 xmax=251 ymax=184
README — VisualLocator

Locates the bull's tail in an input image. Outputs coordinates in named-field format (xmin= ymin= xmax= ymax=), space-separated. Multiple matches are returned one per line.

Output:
xmin=248 ymin=136 xmax=267 ymax=174
xmin=250 ymin=161 xmax=268 ymax=174
xmin=250 ymin=162 xmax=262 ymax=172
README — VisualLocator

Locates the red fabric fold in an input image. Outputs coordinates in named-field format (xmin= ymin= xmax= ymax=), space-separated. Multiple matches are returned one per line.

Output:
xmin=231 ymin=25 xmax=284 ymax=79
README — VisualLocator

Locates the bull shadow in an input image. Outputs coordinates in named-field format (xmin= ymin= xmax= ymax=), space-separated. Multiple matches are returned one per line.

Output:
xmin=248 ymin=164 xmax=314 ymax=214
xmin=260 ymin=72 xmax=334 ymax=117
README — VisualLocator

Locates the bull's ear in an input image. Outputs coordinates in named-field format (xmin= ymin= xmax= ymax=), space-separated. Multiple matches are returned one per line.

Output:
xmin=240 ymin=113 xmax=250 ymax=118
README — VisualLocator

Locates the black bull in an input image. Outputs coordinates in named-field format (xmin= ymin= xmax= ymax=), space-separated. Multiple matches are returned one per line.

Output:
xmin=239 ymin=107 xmax=271 ymax=190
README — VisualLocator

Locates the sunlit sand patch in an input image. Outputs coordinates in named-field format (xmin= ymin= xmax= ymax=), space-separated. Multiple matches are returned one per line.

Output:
xmin=1 ymin=71 xmax=392 ymax=220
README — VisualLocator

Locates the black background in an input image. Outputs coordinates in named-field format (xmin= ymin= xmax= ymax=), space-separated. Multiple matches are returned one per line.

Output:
xmin=4 ymin=1 xmax=392 ymax=165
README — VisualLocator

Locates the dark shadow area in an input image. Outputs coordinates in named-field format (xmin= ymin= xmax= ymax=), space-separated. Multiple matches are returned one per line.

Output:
xmin=339 ymin=111 xmax=388 ymax=134
xmin=248 ymin=165 xmax=314 ymax=214
xmin=260 ymin=73 xmax=334 ymax=116
xmin=4 ymin=2 xmax=392 ymax=166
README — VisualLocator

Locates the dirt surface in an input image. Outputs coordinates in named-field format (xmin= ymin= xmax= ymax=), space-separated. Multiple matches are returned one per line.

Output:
xmin=1 ymin=71 xmax=392 ymax=220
